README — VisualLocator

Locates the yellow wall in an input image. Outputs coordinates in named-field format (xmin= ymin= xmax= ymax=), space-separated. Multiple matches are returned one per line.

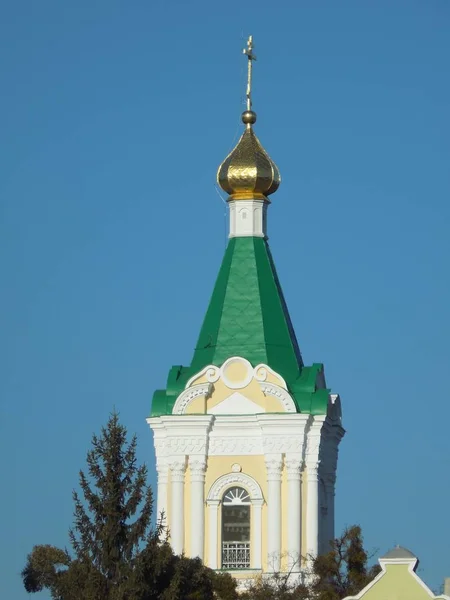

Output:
xmin=354 ymin=564 xmax=437 ymax=600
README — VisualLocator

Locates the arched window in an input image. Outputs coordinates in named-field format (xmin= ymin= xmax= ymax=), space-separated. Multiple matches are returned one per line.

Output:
xmin=222 ymin=486 xmax=251 ymax=569
xmin=207 ymin=472 xmax=263 ymax=570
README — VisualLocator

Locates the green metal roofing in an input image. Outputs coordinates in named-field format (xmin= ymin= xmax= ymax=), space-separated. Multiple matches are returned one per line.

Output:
xmin=191 ymin=237 xmax=303 ymax=380
xmin=151 ymin=237 xmax=331 ymax=417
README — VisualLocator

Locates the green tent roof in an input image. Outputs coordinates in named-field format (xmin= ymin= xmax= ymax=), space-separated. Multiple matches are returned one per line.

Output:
xmin=151 ymin=237 xmax=331 ymax=416
xmin=191 ymin=237 xmax=303 ymax=380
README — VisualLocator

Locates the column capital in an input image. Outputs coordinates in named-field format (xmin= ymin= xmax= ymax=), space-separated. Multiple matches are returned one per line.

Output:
xmin=170 ymin=459 xmax=187 ymax=483
xmin=285 ymin=456 xmax=303 ymax=480
xmin=156 ymin=460 xmax=169 ymax=484
xmin=265 ymin=454 xmax=283 ymax=480
xmin=189 ymin=458 xmax=207 ymax=482
xmin=306 ymin=461 xmax=320 ymax=480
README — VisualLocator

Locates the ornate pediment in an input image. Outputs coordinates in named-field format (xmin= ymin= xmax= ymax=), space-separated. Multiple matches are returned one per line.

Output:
xmin=172 ymin=357 xmax=297 ymax=415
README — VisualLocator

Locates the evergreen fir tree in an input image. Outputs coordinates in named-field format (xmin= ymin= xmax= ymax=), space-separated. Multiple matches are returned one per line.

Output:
xmin=22 ymin=413 xmax=236 ymax=600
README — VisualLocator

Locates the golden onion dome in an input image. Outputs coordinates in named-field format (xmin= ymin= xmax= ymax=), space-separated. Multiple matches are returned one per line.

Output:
xmin=217 ymin=110 xmax=281 ymax=201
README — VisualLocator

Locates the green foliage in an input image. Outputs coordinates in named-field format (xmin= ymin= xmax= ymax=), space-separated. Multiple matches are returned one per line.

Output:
xmin=21 ymin=414 xmax=376 ymax=600
xmin=240 ymin=568 xmax=309 ymax=600
xmin=21 ymin=413 xmax=237 ymax=600
xmin=309 ymin=525 xmax=380 ymax=600
xmin=242 ymin=526 xmax=379 ymax=600
xmin=208 ymin=571 xmax=240 ymax=600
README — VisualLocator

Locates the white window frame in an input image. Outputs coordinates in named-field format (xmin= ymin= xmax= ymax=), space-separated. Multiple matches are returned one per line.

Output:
xmin=206 ymin=472 xmax=264 ymax=570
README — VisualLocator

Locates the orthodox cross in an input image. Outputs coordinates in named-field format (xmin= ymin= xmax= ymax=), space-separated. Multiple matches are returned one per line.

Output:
xmin=243 ymin=35 xmax=257 ymax=111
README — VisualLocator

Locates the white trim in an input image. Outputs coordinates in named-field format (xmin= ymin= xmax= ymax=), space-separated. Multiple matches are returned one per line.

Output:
xmin=254 ymin=364 xmax=287 ymax=389
xmin=172 ymin=384 xmax=212 ymax=415
xmin=228 ymin=199 xmax=267 ymax=238
xmin=207 ymin=472 xmax=264 ymax=572
xmin=207 ymin=500 xmax=220 ymax=569
xmin=186 ymin=365 xmax=221 ymax=388
xmin=259 ymin=382 xmax=296 ymax=412
xmin=221 ymin=357 xmax=254 ymax=389
xmin=252 ymin=499 xmax=264 ymax=569
xmin=207 ymin=472 xmax=264 ymax=502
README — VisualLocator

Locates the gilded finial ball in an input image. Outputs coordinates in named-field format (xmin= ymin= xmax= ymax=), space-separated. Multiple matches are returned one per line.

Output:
xmin=241 ymin=110 xmax=257 ymax=125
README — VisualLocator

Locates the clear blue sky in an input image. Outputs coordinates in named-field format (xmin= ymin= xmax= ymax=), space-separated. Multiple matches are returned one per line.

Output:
xmin=1 ymin=1 xmax=449 ymax=597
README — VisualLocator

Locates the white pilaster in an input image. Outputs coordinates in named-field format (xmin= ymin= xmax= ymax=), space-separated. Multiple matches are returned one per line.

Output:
xmin=265 ymin=454 xmax=283 ymax=571
xmin=156 ymin=460 xmax=169 ymax=524
xmin=228 ymin=199 xmax=267 ymax=238
xmin=170 ymin=460 xmax=186 ymax=555
xmin=305 ymin=416 xmax=325 ymax=560
xmin=207 ymin=500 xmax=220 ymax=569
xmin=252 ymin=499 xmax=264 ymax=569
xmin=285 ymin=456 xmax=303 ymax=570
xmin=306 ymin=462 xmax=319 ymax=558
xmin=189 ymin=458 xmax=206 ymax=559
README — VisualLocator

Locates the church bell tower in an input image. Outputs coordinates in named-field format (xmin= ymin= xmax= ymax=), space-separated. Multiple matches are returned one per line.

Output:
xmin=147 ymin=36 xmax=344 ymax=581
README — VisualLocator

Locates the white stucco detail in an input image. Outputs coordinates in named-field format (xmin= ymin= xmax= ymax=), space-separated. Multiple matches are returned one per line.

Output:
xmin=259 ymin=382 xmax=296 ymax=412
xmin=172 ymin=384 xmax=212 ymax=415
xmin=254 ymin=363 xmax=288 ymax=388
xmin=148 ymin=399 xmax=345 ymax=577
xmin=173 ymin=357 xmax=295 ymax=415
xmin=228 ymin=199 xmax=267 ymax=238
xmin=208 ymin=392 xmax=265 ymax=415
xmin=207 ymin=471 xmax=264 ymax=501
xmin=185 ymin=365 xmax=221 ymax=389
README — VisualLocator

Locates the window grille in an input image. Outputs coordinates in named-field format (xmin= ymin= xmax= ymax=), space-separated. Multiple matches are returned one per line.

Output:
xmin=222 ymin=486 xmax=251 ymax=569
xmin=222 ymin=541 xmax=250 ymax=569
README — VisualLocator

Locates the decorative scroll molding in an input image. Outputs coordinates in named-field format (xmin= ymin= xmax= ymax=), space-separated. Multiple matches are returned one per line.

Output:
xmin=172 ymin=384 xmax=212 ymax=415
xmin=259 ymin=383 xmax=296 ymax=412
xmin=185 ymin=365 xmax=221 ymax=388
xmin=263 ymin=436 xmax=304 ymax=454
xmin=209 ymin=435 xmax=262 ymax=455
xmin=254 ymin=364 xmax=287 ymax=389
xmin=209 ymin=432 xmax=307 ymax=456
xmin=176 ymin=357 xmax=294 ymax=415
xmin=305 ymin=417 xmax=325 ymax=470
xmin=154 ymin=436 xmax=208 ymax=456
xmin=207 ymin=472 xmax=264 ymax=502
